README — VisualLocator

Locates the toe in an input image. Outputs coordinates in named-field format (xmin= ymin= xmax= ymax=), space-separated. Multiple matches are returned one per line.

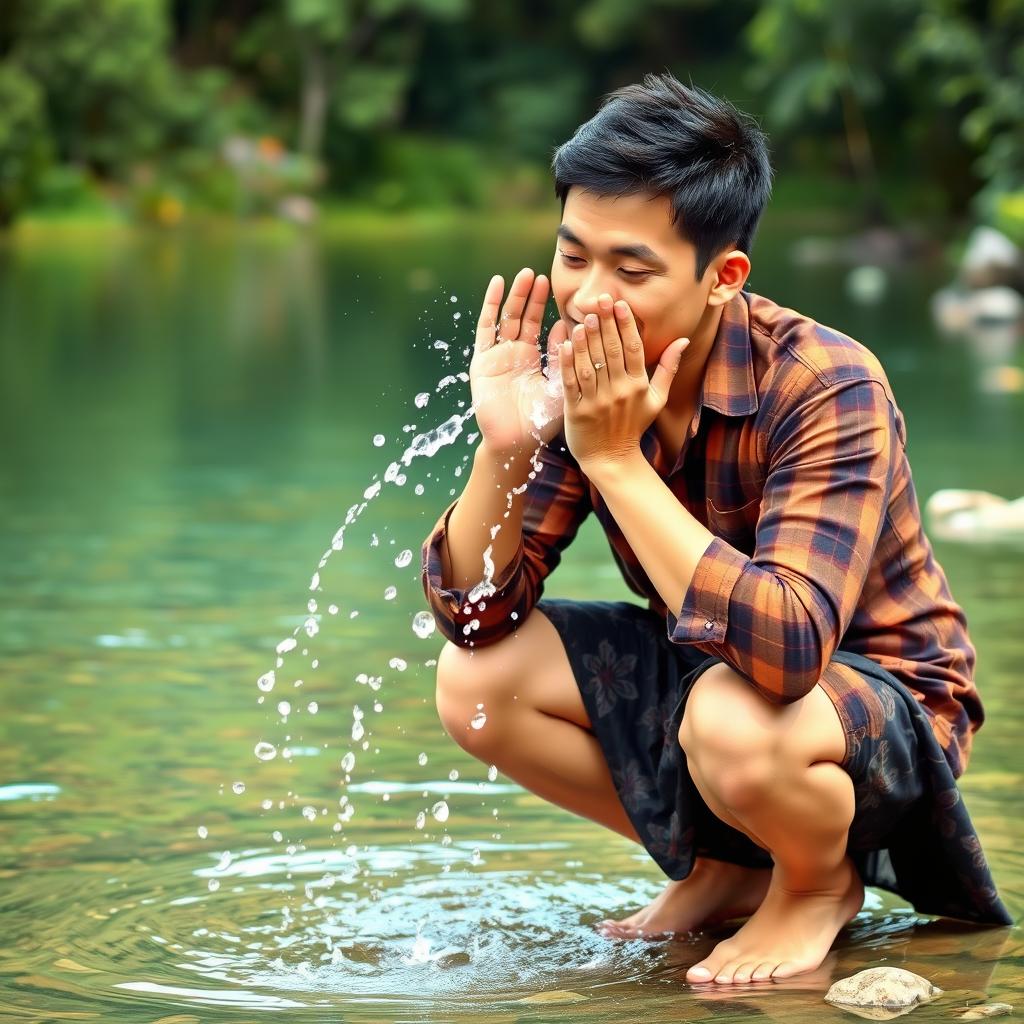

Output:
xmin=750 ymin=961 xmax=775 ymax=982
xmin=732 ymin=961 xmax=758 ymax=984
xmin=687 ymin=946 xmax=732 ymax=985
xmin=714 ymin=960 xmax=743 ymax=984
xmin=769 ymin=960 xmax=802 ymax=979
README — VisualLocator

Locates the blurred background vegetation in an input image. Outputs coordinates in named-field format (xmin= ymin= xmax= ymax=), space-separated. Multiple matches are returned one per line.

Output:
xmin=0 ymin=0 xmax=1021 ymax=239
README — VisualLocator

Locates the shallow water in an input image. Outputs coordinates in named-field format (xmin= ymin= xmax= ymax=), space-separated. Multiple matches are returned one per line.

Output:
xmin=1 ymin=218 xmax=1022 ymax=1022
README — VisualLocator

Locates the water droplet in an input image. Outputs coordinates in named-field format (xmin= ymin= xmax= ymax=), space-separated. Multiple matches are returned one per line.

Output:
xmin=349 ymin=610 xmax=359 ymax=619
xmin=431 ymin=800 xmax=449 ymax=822
xmin=232 ymin=781 xmax=245 ymax=795
xmin=373 ymin=434 xmax=386 ymax=447
xmin=254 ymin=741 xmax=277 ymax=761
xmin=307 ymin=598 xmax=317 ymax=613
xmin=471 ymin=847 xmax=482 ymax=865
xmin=257 ymin=671 xmax=276 ymax=692
xmin=415 ymin=484 xmax=424 ymax=495
xmin=309 ymin=572 xmax=320 ymax=590
xmin=307 ymin=701 xmax=318 ymax=714
xmin=449 ymin=295 xmax=458 ymax=303
xmin=352 ymin=721 xmax=365 ymax=741
xmin=449 ymin=769 xmax=460 ymax=781
xmin=415 ymin=811 xmax=426 ymax=830
xmin=197 ymin=825 xmax=208 ymax=839
xmin=208 ymin=878 xmax=220 ymax=892
xmin=331 ymin=527 xmax=345 ymax=551
xmin=418 ymin=752 xmax=428 ymax=766
xmin=364 ymin=481 xmax=382 ymax=500
xmin=216 ymin=850 xmax=233 ymax=870
xmin=272 ymin=830 xmax=283 ymax=842
xmin=412 ymin=611 xmax=436 ymax=638
xmin=414 ymin=392 xmax=430 ymax=408
xmin=487 ymin=765 xmax=498 ymax=782
xmin=373 ymin=701 xmax=383 ymax=712
xmin=470 ymin=711 xmax=487 ymax=730
xmin=328 ymin=604 xmax=339 ymax=615
xmin=384 ymin=586 xmax=397 ymax=601
xmin=394 ymin=549 xmax=413 ymax=568
xmin=276 ymin=637 xmax=297 ymax=655
xmin=277 ymin=700 xmax=291 ymax=717
xmin=303 ymin=616 xmax=319 ymax=637
xmin=341 ymin=751 xmax=355 ymax=772
xmin=302 ymin=806 xmax=317 ymax=822
xmin=453 ymin=311 xmax=461 ymax=320
xmin=389 ymin=657 xmax=407 ymax=671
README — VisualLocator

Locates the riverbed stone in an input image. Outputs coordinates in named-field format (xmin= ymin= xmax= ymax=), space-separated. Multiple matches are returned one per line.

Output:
xmin=824 ymin=967 xmax=942 ymax=1014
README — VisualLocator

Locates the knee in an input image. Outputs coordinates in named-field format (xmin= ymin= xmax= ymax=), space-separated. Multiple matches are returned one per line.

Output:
xmin=678 ymin=663 xmax=777 ymax=809
xmin=434 ymin=638 xmax=514 ymax=757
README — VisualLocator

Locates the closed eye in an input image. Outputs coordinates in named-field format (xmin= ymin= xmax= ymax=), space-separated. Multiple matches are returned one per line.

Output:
xmin=558 ymin=252 xmax=650 ymax=279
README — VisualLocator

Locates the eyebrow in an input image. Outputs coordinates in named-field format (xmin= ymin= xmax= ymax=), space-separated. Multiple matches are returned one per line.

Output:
xmin=556 ymin=224 xmax=668 ymax=271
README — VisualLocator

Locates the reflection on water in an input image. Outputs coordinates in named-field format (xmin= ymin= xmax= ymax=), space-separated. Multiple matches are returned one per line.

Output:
xmin=0 ymin=222 xmax=1022 ymax=1021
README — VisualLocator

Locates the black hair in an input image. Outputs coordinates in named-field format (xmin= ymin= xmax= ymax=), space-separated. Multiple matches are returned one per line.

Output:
xmin=551 ymin=73 xmax=773 ymax=280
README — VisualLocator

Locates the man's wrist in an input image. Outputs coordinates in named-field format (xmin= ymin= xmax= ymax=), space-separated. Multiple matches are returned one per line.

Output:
xmin=475 ymin=439 xmax=535 ymax=488
xmin=579 ymin=446 xmax=648 ymax=489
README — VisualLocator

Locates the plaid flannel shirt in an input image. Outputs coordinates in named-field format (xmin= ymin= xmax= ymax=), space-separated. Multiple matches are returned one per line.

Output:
xmin=421 ymin=291 xmax=981 ymax=776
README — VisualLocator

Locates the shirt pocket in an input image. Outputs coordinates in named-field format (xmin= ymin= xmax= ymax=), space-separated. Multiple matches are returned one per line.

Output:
xmin=705 ymin=495 xmax=760 ymax=553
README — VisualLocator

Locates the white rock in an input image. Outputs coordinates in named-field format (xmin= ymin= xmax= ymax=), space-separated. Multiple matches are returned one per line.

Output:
xmin=824 ymin=967 xmax=942 ymax=1014
xmin=961 ymin=226 xmax=1021 ymax=280
xmin=965 ymin=285 xmax=1024 ymax=325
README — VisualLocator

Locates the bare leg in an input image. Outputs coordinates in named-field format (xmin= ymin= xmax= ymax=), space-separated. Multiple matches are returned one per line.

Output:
xmin=435 ymin=609 xmax=770 ymax=932
xmin=679 ymin=664 xmax=864 ymax=985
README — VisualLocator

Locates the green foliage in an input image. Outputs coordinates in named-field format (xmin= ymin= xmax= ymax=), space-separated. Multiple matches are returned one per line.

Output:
xmin=0 ymin=63 xmax=51 ymax=225
xmin=898 ymin=0 xmax=1024 ymax=206
xmin=0 ymin=0 xmax=1020 ymax=232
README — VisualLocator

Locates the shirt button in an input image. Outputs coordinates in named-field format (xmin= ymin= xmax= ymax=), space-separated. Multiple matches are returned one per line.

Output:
xmin=704 ymin=619 xmax=716 ymax=631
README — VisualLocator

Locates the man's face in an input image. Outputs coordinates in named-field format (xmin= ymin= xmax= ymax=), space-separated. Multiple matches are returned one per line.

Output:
xmin=551 ymin=187 xmax=718 ymax=367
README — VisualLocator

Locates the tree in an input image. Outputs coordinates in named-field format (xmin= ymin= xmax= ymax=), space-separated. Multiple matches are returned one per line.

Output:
xmin=0 ymin=63 xmax=51 ymax=225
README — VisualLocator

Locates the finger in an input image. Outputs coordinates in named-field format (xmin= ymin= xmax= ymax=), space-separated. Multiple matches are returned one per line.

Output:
xmin=498 ymin=267 xmax=535 ymax=342
xmin=544 ymin=319 xmax=568 ymax=376
xmin=597 ymin=293 xmax=626 ymax=382
xmin=572 ymin=322 xmax=598 ymax=399
xmin=614 ymin=300 xmax=647 ymax=378
xmin=559 ymin=338 xmax=581 ymax=405
xmin=583 ymin=313 xmax=609 ymax=388
xmin=519 ymin=274 xmax=550 ymax=345
xmin=649 ymin=338 xmax=689 ymax=406
xmin=475 ymin=274 xmax=505 ymax=353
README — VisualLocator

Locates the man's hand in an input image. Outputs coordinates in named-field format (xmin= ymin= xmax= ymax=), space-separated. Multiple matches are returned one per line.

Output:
xmin=470 ymin=268 xmax=568 ymax=460
xmin=558 ymin=293 xmax=688 ymax=472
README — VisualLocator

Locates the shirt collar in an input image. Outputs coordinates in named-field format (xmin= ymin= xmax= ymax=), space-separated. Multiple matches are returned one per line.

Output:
xmin=699 ymin=290 xmax=758 ymax=418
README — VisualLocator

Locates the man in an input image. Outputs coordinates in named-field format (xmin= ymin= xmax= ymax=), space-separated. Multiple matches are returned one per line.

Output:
xmin=420 ymin=73 xmax=1010 ymax=986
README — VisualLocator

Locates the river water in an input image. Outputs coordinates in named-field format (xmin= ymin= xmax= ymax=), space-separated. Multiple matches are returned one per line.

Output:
xmin=1 ymin=216 xmax=1022 ymax=1021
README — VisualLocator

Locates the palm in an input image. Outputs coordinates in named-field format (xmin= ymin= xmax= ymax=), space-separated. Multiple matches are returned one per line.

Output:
xmin=469 ymin=270 xmax=566 ymax=455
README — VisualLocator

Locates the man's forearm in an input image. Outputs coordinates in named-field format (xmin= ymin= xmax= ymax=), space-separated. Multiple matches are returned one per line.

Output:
xmin=586 ymin=450 xmax=714 ymax=616
xmin=443 ymin=442 xmax=535 ymax=590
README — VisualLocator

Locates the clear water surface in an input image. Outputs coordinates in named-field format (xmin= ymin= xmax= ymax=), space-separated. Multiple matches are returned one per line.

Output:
xmin=1 ymin=212 xmax=1022 ymax=1022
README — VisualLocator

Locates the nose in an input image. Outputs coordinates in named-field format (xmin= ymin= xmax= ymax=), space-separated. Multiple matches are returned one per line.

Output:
xmin=570 ymin=268 xmax=617 ymax=321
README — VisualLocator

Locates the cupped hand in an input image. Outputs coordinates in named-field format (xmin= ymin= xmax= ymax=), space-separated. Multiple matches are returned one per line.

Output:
xmin=470 ymin=268 xmax=568 ymax=458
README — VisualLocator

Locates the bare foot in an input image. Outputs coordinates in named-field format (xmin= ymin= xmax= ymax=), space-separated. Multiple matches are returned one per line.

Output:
xmin=597 ymin=858 xmax=772 ymax=939
xmin=685 ymin=856 xmax=864 ymax=985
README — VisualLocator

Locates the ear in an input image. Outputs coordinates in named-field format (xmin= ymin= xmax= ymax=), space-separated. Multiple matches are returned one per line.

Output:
xmin=706 ymin=250 xmax=751 ymax=307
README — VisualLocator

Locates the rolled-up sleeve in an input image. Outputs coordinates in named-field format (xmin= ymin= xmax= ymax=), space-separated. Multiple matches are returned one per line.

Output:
xmin=669 ymin=378 xmax=897 ymax=704
xmin=421 ymin=434 xmax=592 ymax=648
